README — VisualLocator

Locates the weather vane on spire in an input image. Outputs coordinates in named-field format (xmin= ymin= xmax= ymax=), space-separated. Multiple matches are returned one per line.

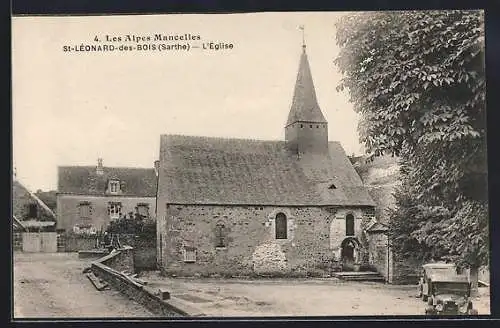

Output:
xmin=299 ymin=25 xmax=305 ymax=49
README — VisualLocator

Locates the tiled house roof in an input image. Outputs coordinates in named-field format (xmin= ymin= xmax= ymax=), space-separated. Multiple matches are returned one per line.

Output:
xmin=158 ymin=135 xmax=375 ymax=207
xmin=57 ymin=166 xmax=157 ymax=197
xmin=286 ymin=46 xmax=327 ymax=126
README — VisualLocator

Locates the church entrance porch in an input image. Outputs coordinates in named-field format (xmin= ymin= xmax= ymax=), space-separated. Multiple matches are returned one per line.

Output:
xmin=340 ymin=237 xmax=361 ymax=270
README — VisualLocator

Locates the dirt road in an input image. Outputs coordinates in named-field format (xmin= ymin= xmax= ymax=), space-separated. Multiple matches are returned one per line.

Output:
xmin=13 ymin=252 xmax=154 ymax=318
xmin=142 ymin=273 xmax=491 ymax=317
xmin=13 ymin=252 xmax=490 ymax=318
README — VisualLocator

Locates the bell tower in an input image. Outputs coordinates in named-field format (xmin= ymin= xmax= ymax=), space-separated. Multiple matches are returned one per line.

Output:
xmin=285 ymin=32 xmax=328 ymax=154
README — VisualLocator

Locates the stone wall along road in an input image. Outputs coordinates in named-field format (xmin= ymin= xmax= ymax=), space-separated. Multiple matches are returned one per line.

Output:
xmin=13 ymin=252 xmax=154 ymax=318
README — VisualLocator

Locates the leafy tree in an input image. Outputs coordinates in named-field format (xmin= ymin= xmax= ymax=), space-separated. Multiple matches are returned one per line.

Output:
xmin=335 ymin=10 xmax=487 ymax=289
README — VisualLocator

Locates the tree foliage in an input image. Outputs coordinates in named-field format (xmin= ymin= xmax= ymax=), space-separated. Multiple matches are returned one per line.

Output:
xmin=106 ymin=216 xmax=156 ymax=235
xmin=335 ymin=10 xmax=488 ymax=269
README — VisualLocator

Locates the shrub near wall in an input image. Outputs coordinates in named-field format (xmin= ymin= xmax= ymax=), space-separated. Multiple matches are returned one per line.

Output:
xmin=107 ymin=219 xmax=157 ymax=271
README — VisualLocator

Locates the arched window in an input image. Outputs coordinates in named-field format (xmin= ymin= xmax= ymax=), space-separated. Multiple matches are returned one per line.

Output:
xmin=215 ymin=222 xmax=226 ymax=247
xmin=275 ymin=213 xmax=287 ymax=239
xmin=346 ymin=214 xmax=355 ymax=236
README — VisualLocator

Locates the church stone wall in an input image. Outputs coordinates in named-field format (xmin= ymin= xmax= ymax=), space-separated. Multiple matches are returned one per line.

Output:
xmin=157 ymin=204 xmax=373 ymax=277
xmin=366 ymin=232 xmax=389 ymax=281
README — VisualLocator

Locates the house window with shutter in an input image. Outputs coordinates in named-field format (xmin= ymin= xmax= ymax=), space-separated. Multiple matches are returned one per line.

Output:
xmin=346 ymin=214 xmax=355 ymax=236
xmin=183 ymin=246 xmax=196 ymax=263
xmin=136 ymin=203 xmax=150 ymax=219
xmin=108 ymin=202 xmax=122 ymax=220
xmin=275 ymin=212 xmax=287 ymax=239
xmin=78 ymin=201 xmax=92 ymax=219
xmin=215 ymin=221 xmax=226 ymax=248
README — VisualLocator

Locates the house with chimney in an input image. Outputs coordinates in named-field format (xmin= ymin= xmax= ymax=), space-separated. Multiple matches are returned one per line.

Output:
xmin=155 ymin=42 xmax=390 ymax=278
xmin=56 ymin=159 xmax=159 ymax=233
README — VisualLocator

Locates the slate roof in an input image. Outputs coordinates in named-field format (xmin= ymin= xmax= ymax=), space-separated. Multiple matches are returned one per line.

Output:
xmin=58 ymin=166 xmax=157 ymax=197
xmin=366 ymin=221 xmax=388 ymax=233
xmin=158 ymin=135 xmax=375 ymax=207
xmin=286 ymin=46 xmax=327 ymax=126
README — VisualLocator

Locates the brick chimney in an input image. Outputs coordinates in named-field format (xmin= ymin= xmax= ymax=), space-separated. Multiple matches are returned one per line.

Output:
xmin=96 ymin=158 xmax=104 ymax=175
xmin=154 ymin=160 xmax=160 ymax=177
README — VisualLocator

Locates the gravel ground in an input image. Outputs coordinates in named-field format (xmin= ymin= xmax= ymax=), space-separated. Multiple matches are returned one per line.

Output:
xmin=12 ymin=252 xmax=490 ymax=318
xmin=13 ymin=252 xmax=154 ymax=318
xmin=141 ymin=272 xmax=491 ymax=317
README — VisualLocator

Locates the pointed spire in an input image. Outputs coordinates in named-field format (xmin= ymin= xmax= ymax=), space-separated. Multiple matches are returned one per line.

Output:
xmin=300 ymin=25 xmax=306 ymax=49
xmin=286 ymin=36 xmax=327 ymax=126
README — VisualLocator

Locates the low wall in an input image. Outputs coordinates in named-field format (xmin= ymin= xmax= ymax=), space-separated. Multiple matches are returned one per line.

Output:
xmin=78 ymin=249 xmax=109 ymax=259
xmin=60 ymin=233 xmax=156 ymax=271
xmin=60 ymin=235 xmax=97 ymax=252
xmin=90 ymin=247 xmax=202 ymax=317
xmin=391 ymin=253 xmax=421 ymax=285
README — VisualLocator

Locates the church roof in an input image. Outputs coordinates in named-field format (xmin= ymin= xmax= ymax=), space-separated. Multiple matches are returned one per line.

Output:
xmin=58 ymin=166 xmax=157 ymax=197
xmin=286 ymin=46 xmax=327 ymax=126
xmin=158 ymin=134 xmax=375 ymax=207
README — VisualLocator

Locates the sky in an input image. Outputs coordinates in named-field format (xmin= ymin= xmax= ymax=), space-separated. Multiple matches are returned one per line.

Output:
xmin=12 ymin=12 xmax=363 ymax=192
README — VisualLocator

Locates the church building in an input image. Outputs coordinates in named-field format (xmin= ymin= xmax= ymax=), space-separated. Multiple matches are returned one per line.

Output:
xmin=156 ymin=43 xmax=379 ymax=277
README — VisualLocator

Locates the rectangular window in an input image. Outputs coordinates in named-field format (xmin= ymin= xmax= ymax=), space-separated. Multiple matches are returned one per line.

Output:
xmin=109 ymin=180 xmax=120 ymax=193
xmin=136 ymin=203 xmax=150 ymax=219
xmin=108 ymin=202 xmax=122 ymax=220
xmin=183 ymin=247 xmax=196 ymax=263
xmin=79 ymin=201 xmax=92 ymax=219
xmin=215 ymin=222 xmax=226 ymax=248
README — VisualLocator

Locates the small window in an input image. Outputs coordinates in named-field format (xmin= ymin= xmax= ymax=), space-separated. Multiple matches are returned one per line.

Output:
xmin=316 ymin=125 xmax=319 ymax=128
xmin=300 ymin=124 xmax=303 ymax=128
xmin=109 ymin=180 xmax=120 ymax=193
xmin=310 ymin=125 xmax=313 ymax=128
xmin=79 ymin=202 xmax=92 ymax=218
xmin=183 ymin=246 xmax=196 ymax=263
xmin=215 ymin=222 xmax=226 ymax=248
xmin=346 ymin=214 xmax=355 ymax=236
xmin=275 ymin=213 xmax=287 ymax=239
xmin=108 ymin=202 xmax=122 ymax=220
xmin=329 ymin=183 xmax=337 ymax=189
